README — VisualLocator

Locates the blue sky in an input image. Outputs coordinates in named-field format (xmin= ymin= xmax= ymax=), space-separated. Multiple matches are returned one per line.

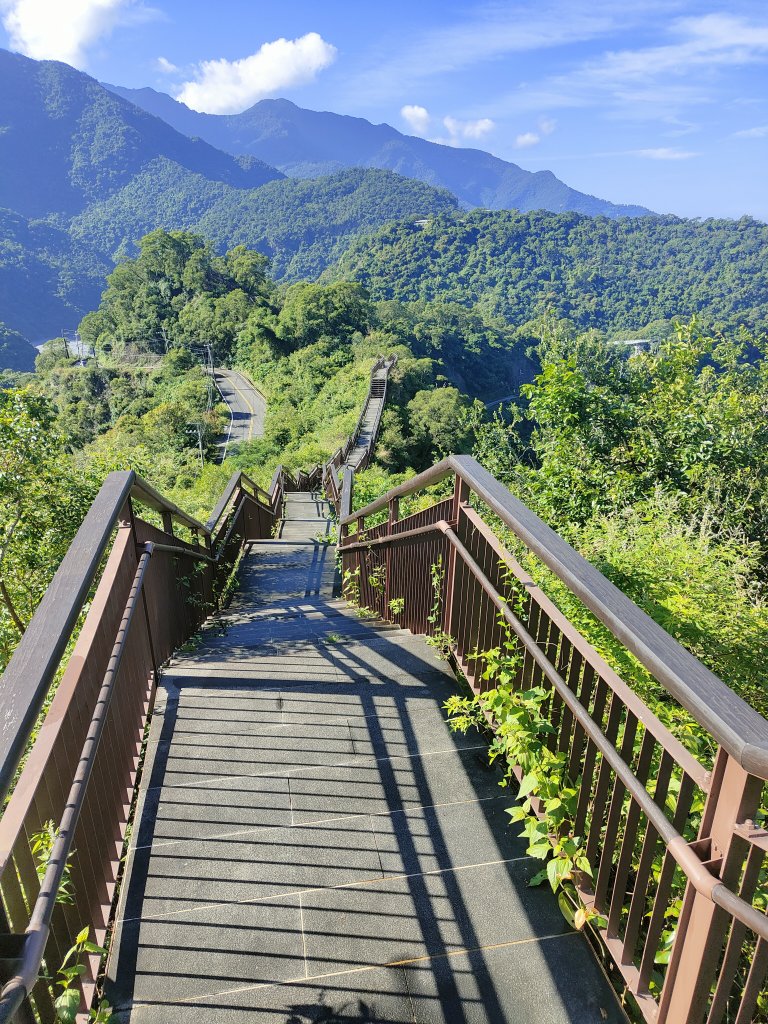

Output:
xmin=1 ymin=0 xmax=767 ymax=219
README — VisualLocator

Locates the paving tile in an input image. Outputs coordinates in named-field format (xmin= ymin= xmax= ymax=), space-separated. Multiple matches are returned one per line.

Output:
xmin=330 ymin=641 xmax=457 ymax=687
xmin=154 ymin=730 xmax=364 ymax=786
xmin=122 ymin=815 xmax=383 ymax=917
xmin=134 ymin=773 xmax=292 ymax=844
xmin=373 ymin=797 xmax=526 ymax=877
xmin=116 ymin=966 xmax=416 ymax=1024
xmin=301 ymin=859 xmax=570 ymax=978
xmin=106 ymin=896 xmax=304 ymax=1008
xmin=290 ymin=746 xmax=504 ymax=824
xmin=347 ymin=704 xmax=477 ymax=760
xmin=404 ymin=934 xmax=627 ymax=1023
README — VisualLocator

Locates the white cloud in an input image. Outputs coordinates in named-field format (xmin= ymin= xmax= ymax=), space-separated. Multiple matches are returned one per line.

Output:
xmin=513 ymin=116 xmax=557 ymax=148
xmin=733 ymin=125 xmax=768 ymax=139
xmin=401 ymin=104 xmax=430 ymax=136
xmin=634 ymin=147 xmax=698 ymax=160
xmin=155 ymin=55 xmax=177 ymax=74
xmin=0 ymin=0 xmax=158 ymax=67
xmin=485 ymin=11 xmax=768 ymax=126
xmin=351 ymin=0 xmax=652 ymax=103
xmin=443 ymin=115 xmax=495 ymax=140
xmin=175 ymin=33 xmax=337 ymax=115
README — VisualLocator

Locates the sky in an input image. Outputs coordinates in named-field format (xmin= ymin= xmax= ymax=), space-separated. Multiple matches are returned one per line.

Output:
xmin=1 ymin=0 xmax=767 ymax=219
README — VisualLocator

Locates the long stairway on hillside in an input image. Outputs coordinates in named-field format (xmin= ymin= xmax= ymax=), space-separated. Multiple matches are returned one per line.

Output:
xmin=346 ymin=363 xmax=389 ymax=471
xmin=106 ymin=491 xmax=625 ymax=1024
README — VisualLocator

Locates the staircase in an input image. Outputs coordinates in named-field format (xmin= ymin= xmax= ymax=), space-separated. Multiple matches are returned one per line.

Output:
xmin=4 ymin=352 xmax=767 ymax=1024
xmin=346 ymin=365 xmax=389 ymax=471
xmin=104 ymin=490 xmax=625 ymax=1023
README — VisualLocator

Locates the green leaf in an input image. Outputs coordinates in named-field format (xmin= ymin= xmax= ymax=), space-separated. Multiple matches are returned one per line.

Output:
xmin=76 ymin=926 xmax=90 ymax=945
xmin=527 ymin=841 xmax=552 ymax=860
xmin=82 ymin=941 xmax=108 ymax=956
xmin=54 ymin=988 xmax=80 ymax=1024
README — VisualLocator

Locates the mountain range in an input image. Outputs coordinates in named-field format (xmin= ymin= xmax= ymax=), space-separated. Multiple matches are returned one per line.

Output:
xmin=105 ymin=85 xmax=652 ymax=218
xmin=12 ymin=46 xmax=762 ymax=370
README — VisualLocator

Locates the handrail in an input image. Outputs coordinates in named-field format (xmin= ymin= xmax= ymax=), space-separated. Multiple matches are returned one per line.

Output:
xmin=0 ymin=471 xmax=133 ymax=806
xmin=0 ymin=358 xmax=397 ymax=1022
xmin=341 ymin=453 xmax=768 ymax=778
xmin=356 ymin=517 xmax=768 ymax=941
xmin=0 ymin=466 xmax=278 ymax=809
xmin=0 ymin=546 xmax=154 ymax=1022
xmin=205 ymin=470 xmax=270 ymax=535
xmin=338 ymin=451 xmax=768 ymax=1020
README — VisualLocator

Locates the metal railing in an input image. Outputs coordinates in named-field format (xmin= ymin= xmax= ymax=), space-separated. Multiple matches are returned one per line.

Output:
xmin=338 ymin=455 xmax=768 ymax=1024
xmin=0 ymin=353 xmax=398 ymax=1022
xmin=0 ymin=469 xmax=281 ymax=1022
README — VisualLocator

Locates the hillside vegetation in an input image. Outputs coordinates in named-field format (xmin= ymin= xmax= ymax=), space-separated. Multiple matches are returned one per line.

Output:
xmin=0 ymin=49 xmax=279 ymax=219
xmin=70 ymin=162 xmax=458 ymax=278
xmin=330 ymin=210 xmax=768 ymax=332
xmin=0 ymin=227 xmax=531 ymax=668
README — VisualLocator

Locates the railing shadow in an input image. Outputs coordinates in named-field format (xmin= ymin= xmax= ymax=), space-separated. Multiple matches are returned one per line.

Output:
xmin=105 ymin=601 xmax=623 ymax=1022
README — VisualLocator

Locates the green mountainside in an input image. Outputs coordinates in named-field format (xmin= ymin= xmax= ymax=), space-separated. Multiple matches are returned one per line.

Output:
xmin=70 ymin=161 xmax=458 ymax=279
xmin=105 ymin=88 xmax=653 ymax=218
xmin=0 ymin=207 xmax=109 ymax=341
xmin=0 ymin=49 xmax=281 ymax=219
xmin=328 ymin=210 xmax=768 ymax=331
xmin=0 ymin=322 xmax=36 ymax=371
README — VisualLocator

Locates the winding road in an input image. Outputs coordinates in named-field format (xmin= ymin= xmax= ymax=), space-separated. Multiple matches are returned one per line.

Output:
xmin=214 ymin=367 xmax=267 ymax=459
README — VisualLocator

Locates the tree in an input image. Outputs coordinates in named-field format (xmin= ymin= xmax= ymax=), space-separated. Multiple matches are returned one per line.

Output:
xmin=0 ymin=390 xmax=96 ymax=668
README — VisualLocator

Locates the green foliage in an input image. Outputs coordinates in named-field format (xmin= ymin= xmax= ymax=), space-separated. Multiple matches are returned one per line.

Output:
xmin=331 ymin=210 xmax=768 ymax=334
xmin=468 ymin=319 xmax=768 ymax=721
xmin=0 ymin=389 xmax=97 ymax=670
xmin=31 ymin=821 xmax=75 ymax=905
xmin=72 ymin=162 xmax=459 ymax=282
xmin=53 ymin=927 xmax=114 ymax=1024
xmin=0 ymin=321 xmax=36 ymax=371
xmin=444 ymin=627 xmax=591 ymax=894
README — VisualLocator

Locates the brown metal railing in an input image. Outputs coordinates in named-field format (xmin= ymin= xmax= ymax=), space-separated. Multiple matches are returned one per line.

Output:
xmin=0 ymin=469 xmax=281 ymax=1022
xmin=338 ymin=454 xmax=768 ymax=1024
xmin=0 ymin=352 xmax=397 ymax=1021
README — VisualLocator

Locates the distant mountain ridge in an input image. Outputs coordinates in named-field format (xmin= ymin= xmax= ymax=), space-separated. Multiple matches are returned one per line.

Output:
xmin=104 ymin=86 xmax=653 ymax=218
xmin=0 ymin=49 xmax=282 ymax=218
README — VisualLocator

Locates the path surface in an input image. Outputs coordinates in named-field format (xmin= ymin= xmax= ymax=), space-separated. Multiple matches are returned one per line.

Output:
xmin=215 ymin=368 xmax=267 ymax=455
xmin=346 ymin=362 xmax=388 ymax=470
xmin=106 ymin=492 xmax=625 ymax=1023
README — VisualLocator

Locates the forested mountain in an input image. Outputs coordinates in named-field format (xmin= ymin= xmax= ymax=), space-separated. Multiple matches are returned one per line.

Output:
xmin=70 ymin=162 xmax=458 ymax=278
xmin=0 ymin=322 xmax=36 ymax=371
xmin=106 ymin=88 xmax=653 ymax=218
xmin=329 ymin=210 xmax=768 ymax=332
xmin=0 ymin=49 xmax=281 ymax=219
xmin=0 ymin=207 xmax=108 ymax=341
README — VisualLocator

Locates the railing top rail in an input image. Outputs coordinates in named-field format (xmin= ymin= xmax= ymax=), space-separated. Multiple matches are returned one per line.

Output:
xmin=204 ymin=471 xmax=269 ymax=534
xmin=0 ymin=471 xmax=135 ymax=804
xmin=131 ymin=473 xmax=208 ymax=535
xmin=342 ymin=453 xmax=768 ymax=777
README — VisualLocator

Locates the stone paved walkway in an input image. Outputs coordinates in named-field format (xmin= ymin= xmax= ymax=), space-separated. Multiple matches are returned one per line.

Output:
xmin=106 ymin=492 xmax=625 ymax=1023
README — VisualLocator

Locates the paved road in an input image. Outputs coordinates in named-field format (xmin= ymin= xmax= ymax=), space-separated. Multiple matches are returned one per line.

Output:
xmin=214 ymin=367 xmax=266 ymax=457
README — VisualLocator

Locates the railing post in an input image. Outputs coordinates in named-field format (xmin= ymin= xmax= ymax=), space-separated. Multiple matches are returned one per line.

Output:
xmin=658 ymin=747 xmax=763 ymax=1023
xmin=384 ymin=497 xmax=399 ymax=618
xmin=161 ymin=511 xmax=173 ymax=536
xmin=443 ymin=473 xmax=470 ymax=641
